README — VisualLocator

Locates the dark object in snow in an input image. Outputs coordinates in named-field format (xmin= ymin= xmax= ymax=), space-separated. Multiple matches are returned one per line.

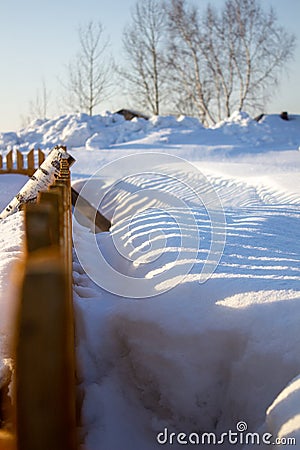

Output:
xmin=280 ymin=111 xmax=289 ymax=121
xmin=254 ymin=113 xmax=265 ymax=122
xmin=71 ymin=187 xmax=111 ymax=232
xmin=115 ymin=109 xmax=149 ymax=121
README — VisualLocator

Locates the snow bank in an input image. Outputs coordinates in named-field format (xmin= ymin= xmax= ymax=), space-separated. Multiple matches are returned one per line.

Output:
xmin=0 ymin=211 xmax=23 ymax=383
xmin=2 ymin=112 xmax=192 ymax=151
xmin=0 ymin=175 xmax=26 ymax=385
xmin=1 ymin=111 xmax=299 ymax=153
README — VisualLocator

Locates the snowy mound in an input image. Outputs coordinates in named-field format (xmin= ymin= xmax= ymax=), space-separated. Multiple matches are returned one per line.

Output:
xmin=0 ymin=112 xmax=203 ymax=152
xmin=266 ymin=376 xmax=300 ymax=446
xmin=0 ymin=111 xmax=299 ymax=152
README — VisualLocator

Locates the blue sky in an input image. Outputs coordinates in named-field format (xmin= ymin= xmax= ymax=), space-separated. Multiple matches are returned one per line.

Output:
xmin=0 ymin=0 xmax=299 ymax=131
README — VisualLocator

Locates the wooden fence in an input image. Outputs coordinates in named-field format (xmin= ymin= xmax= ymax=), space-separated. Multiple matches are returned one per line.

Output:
xmin=0 ymin=149 xmax=45 ymax=176
xmin=0 ymin=155 xmax=78 ymax=450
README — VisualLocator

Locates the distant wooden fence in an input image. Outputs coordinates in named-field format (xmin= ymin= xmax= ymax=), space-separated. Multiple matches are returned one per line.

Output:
xmin=0 ymin=154 xmax=78 ymax=450
xmin=0 ymin=149 xmax=45 ymax=176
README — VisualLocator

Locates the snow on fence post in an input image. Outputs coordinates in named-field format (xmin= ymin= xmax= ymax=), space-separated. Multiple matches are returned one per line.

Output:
xmin=0 ymin=147 xmax=75 ymax=220
xmin=12 ymin=155 xmax=78 ymax=450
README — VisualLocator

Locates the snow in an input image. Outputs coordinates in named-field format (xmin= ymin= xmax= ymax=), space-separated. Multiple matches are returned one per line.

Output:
xmin=1 ymin=111 xmax=300 ymax=449
xmin=265 ymin=375 xmax=300 ymax=447
xmin=0 ymin=176 xmax=25 ymax=386
xmin=1 ymin=110 xmax=300 ymax=153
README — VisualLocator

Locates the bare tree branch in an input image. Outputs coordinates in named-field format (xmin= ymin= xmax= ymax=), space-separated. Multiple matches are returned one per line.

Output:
xmin=165 ymin=0 xmax=296 ymax=123
xmin=118 ymin=0 xmax=169 ymax=115
xmin=63 ymin=21 xmax=113 ymax=115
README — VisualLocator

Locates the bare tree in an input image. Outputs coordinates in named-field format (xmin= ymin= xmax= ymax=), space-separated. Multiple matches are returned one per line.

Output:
xmin=30 ymin=79 xmax=49 ymax=119
xmin=204 ymin=0 xmax=296 ymax=118
xmin=166 ymin=0 xmax=296 ymax=124
xmin=64 ymin=21 xmax=112 ymax=115
xmin=119 ymin=0 xmax=168 ymax=115
xmin=165 ymin=0 xmax=214 ymax=125
xmin=21 ymin=79 xmax=50 ymax=127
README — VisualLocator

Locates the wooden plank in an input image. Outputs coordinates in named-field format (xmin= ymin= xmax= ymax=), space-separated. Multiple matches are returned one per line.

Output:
xmin=0 ymin=430 xmax=16 ymax=450
xmin=15 ymin=252 xmax=77 ymax=450
xmin=27 ymin=150 xmax=34 ymax=174
xmin=6 ymin=151 xmax=13 ymax=171
xmin=38 ymin=149 xmax=45 ymax=166
xmin=5 ymin=146 xmax=78 ymax=450
xmin=54 ymin=181 xmax=72 ymax=279
xmin=0 ymin=154 xmax=2 ymax=169
xmin=49 ymin=185 xmax=65 ymax=246
xmin=71 ymin=187 xmax=111 ymax=232
xmin=38 ymin=191 xmax=61 ymax=246
xmin=24 ymin=203 xmax=59 ymax=253
xmin=0 ymin=377 xmax=13 ymax=433
xmin=16 ymin=151 xmax=23 ymax=171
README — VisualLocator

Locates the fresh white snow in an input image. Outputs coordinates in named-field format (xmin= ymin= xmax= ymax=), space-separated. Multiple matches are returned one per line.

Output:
xmin=0 ymin=111 xmax=300 ymax=449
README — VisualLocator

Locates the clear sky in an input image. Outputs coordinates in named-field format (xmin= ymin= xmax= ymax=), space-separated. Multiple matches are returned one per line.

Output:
xmin=0 ymin=0 xmax=299 ymax=131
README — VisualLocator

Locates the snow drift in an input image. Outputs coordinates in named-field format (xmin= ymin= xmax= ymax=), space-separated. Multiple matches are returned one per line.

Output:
xmin=1 ymin=111 xmax=300 ymax=153
xmin=0 ymin=111 xmax=300 ymax=449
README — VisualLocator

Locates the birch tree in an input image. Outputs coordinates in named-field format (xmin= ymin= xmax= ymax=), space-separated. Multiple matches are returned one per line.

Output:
xmin=166 ymin=0 xmax=213 ymax=124
xmin=120 ymin=0 xmax=168 ymax=115
xmin=166 ymin=0 xmax=296 ymax=124
xmin=65 ymin=21 xmax=112 ymax=115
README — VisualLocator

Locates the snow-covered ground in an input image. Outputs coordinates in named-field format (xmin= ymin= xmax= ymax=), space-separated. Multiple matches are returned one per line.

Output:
xmin=0 ymin=111 xmax=300 ymax=449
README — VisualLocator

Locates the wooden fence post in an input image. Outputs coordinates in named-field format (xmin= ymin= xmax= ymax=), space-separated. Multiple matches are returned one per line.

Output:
xmin=15 ymin=252 xmax=77 ymax=450
xmin=0 ymin=149 xmax=47 ymax=176
xmin=0 ymin=149 xmax=78 ymax=450
xmin=16 ymin=152 xmax=23 ymax=172
xmin=24 ymin=203 xmax=61 ymax=253
xmin=6 ymin=151 xmax=13 ymax=171
xmin=26 ymin=150 xmax=34 ymax=175
xmin=13 ymin=155 xmax=77 ymax=450
xmin=38 ymin=149 xmax=45 ymax=167
xmin=0 ymin=430 xmax=16 ymax=450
